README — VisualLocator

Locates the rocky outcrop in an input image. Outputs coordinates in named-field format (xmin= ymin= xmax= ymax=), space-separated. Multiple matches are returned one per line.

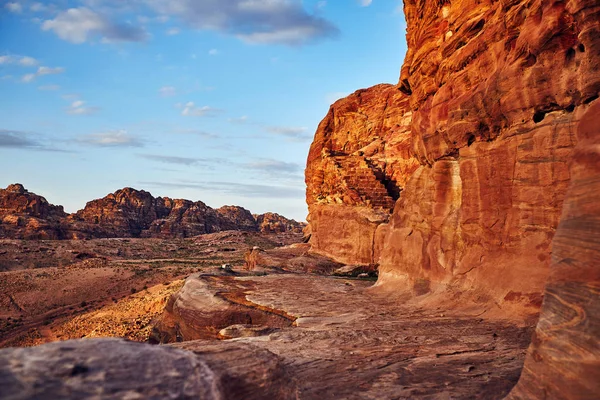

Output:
xmin=215 ymin=206 xmax=258 ymax=232
xmin=0 ymin=184 xmax=67 ymax=239
xmin=303 ymin=0 xmax=599 ymax=396
xmin=305 ymin=84 xmax=419 ymax=264
xmin=0 ymin=185 xmax=304 ymax=239
xmin=507 ymin=95 xmax=600 ymax=399
xmin=377 ymin=0 xmax=600 ymax=315
xmin=0 ymin=338 xmax=296 ymax=400
xmin=255 ymin=212 xmax=305 ymax=233
xmin=306 ymin=0 xmax=600 ymax=315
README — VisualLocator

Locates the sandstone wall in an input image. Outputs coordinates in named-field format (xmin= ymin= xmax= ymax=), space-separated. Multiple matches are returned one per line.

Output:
xmin=305 ymin=84 xmax=419 ymax=264
xmin=507 ymin=95 xmax=600 ymax=399
xmin=377 ymin=0 xmax=600 ymax=312
xmin=306 ymin=0 xmax=599 ymax=314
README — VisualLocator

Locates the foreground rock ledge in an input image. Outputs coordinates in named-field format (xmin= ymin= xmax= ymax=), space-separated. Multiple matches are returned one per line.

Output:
xmin=0 ymin=338 xmax=296 ymax=400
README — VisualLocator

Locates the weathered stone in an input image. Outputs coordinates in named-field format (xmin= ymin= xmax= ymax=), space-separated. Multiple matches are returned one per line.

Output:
xmin=0 ymin=186 xmax=303 ymax=240
xmin=507 ymin=94 xmax=600 ymax=400
xmin=0 ymin=338 xmax=296 ymax=400
xmin=0 ymin=338 xmax=221 ymax=399
xmin=255 ymin=212 xmax=305 ymax=234
xmin=305 ymin=84 xmax=419 ymax=264
xmin=0 ymin=184 xmax=67 ymax=240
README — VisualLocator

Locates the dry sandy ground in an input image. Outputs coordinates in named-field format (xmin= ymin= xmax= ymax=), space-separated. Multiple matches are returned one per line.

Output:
xmin=0 ymin=231 xmax=302 ymax=347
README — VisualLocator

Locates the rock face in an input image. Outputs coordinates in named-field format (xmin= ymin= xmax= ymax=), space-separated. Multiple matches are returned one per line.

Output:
xmin=507 ymin=96 xmax=600 ymax=399
xmin=304 ymin=0 xmax=600 ymax=396
xmin=306 ymin=0 xmax=600 ymax=314
xmin=0 ymin=185 xmax=304 ymax=239
xmin=0 ymin=184 xmax=67 ymax=239
xmin=255 ymin=212 xmax=305 ymax=234
xmin=378 ymin=0 xmax=600 ymax=313
xmin=305 ymin=84 xmax=419 ymax=264
xmin=0 ymin=338 xmax=296 ymax=400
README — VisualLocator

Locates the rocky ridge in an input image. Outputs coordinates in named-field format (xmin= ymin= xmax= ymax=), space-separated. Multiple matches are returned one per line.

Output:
xmin=0 ymin=185 xmax=304 ymax=240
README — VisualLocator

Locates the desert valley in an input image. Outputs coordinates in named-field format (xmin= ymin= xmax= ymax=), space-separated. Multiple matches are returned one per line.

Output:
xmin=1 ymin=0 xmax=599 ymax=399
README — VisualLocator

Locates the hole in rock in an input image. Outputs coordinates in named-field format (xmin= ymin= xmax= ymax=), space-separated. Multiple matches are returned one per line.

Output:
xmin=578 ymin=43 xmax=585 ymax=52
xmin=565 ymin=48 xmax=576 ymax=63
xmin=467 ymin=134 xmax=476 ymax=146
xmin=565 ymin=104 xmax=575 ymax=113
xmin=584 ymin=94 xmax=599 ymax=104
xmin=533 ymin=111 xmax=546 ymax=123
xmin=471 ymin=19 xmax=485 ymax=34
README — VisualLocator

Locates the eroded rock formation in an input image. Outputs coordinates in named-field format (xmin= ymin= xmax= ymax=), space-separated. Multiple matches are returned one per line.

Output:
xmin=304 ymin=0 xmax=600 ymax=396
xmin=0 ymin=338 xmax=296 ymax=400
xmin=0 ymin=185 xmax=304 ymax=239
xmin=507 ymin=94 xmax=600 ymax=399
xmin=255 ymin=212 xmax=305 ymax=234
xmin=305 ymin=84 xmax=419 ymax=264
xmin=306 ymin=0 xmax=600 ymax=317
xmin=0 ymin=184 xmax=67 ymax=240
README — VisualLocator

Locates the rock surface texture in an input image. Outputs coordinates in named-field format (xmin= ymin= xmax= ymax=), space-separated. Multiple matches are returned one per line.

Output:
xmin=303 ymin=0 xmax=600 ymax=396
xmin=305 ymin=84 xmax=419 ymax=264
xmin=0 ymin=338 xmax=295 ymax=400
xmin=507 ymin=93 xmax=600 ymax=399
xmin=154 ymin=272 xmax=534 ymax=399
xmin=307 ymin=0 xmax=600 ymax=318
xmin=0 ymin=185 xmax=304 ymax=239
xmin=0 ymin=184 xmax=67 ymax=239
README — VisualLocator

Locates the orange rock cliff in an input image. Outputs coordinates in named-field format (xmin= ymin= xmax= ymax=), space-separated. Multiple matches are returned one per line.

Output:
xmin=306 ymin=0 xmax=599 ymax=396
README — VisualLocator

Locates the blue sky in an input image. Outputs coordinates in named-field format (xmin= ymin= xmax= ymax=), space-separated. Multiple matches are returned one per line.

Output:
xmin=0 ymin=0 xmax=407 ymax=221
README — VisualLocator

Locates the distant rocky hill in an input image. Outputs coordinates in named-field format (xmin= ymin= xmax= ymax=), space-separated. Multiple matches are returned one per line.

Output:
xmin=0 ymin=184 xmax=305 ymax=240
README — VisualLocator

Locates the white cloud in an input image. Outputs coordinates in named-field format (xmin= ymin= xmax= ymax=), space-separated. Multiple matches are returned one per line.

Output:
xmin=18 ymin=56 xmax=38 ymax=66
xmin=37 ymin=66 xmax=65 ymax=76
xmin=21 ymin=73 xmax=37 ymax=83
xmin=77 ymin=130 xmax=143 ymax=147
xmin=166 ymin=27 xmax=180 ymax=35
xmin=67 ymin=100 xmax=99 ymax=115
xmin=266 ymin=126 xmax=310 ymax=140
xmin=180 ymin=102 xmax=220 ymax=117
xmin=159 ymin=86 xmax=176 ymax=97
xmin=21 ymin=66 xmax=65 ymax=83
xmin=41 ymin=8 xmax=148 ymax=44
xmin=142 ymin=0 xmax=339 ymax=46
xmin=5 ymin=2 xmax=22 ymax=13
xmin=229 ymin=115 xmax=248 ymax=124
xmin=358 ymin=0 xmax=373 ymax=6
xmin=208 ymin=48 xmax=219 ymax=56
xmin=0 ymin=55 xmax=39 ymax=66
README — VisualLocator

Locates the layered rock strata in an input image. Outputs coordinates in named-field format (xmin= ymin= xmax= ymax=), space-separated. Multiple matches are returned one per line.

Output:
xmin=507 ymin=93 xmax=600 ymax=399
xmin=306 ymin=0 xmax=600 ymax=316
xmin=305 ymin=84 xmax=419 ymax=264
xmin=0 ymin=184 xmax=67 ymax=240
xmin=0 ymin=185 xmax=304 ymax=239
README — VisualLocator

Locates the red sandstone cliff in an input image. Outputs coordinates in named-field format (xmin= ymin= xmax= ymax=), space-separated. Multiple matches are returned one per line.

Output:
xmin=305 ymin=0 xmax=600 ymax=396
xmin=0 ymin=185 xmax=304 ymax=239
xmin=307 ymin=0 xmax=599 ymax=314
xmin=305 ymin=84 xmax=419 ymax=265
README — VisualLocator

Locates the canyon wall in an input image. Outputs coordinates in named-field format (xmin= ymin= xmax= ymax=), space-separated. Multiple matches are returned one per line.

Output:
xmin=507 ymin=96 xmax=600 ymax=399
xmin=305 ymin=0 xmax=599 ymax=396
xmin=378 ymin=0 xmax=599 ymax=310
xmin=306 ymin=0 xmax=599 ymax=314
xmin=305 ymin=84 xmax=419 ymax=265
